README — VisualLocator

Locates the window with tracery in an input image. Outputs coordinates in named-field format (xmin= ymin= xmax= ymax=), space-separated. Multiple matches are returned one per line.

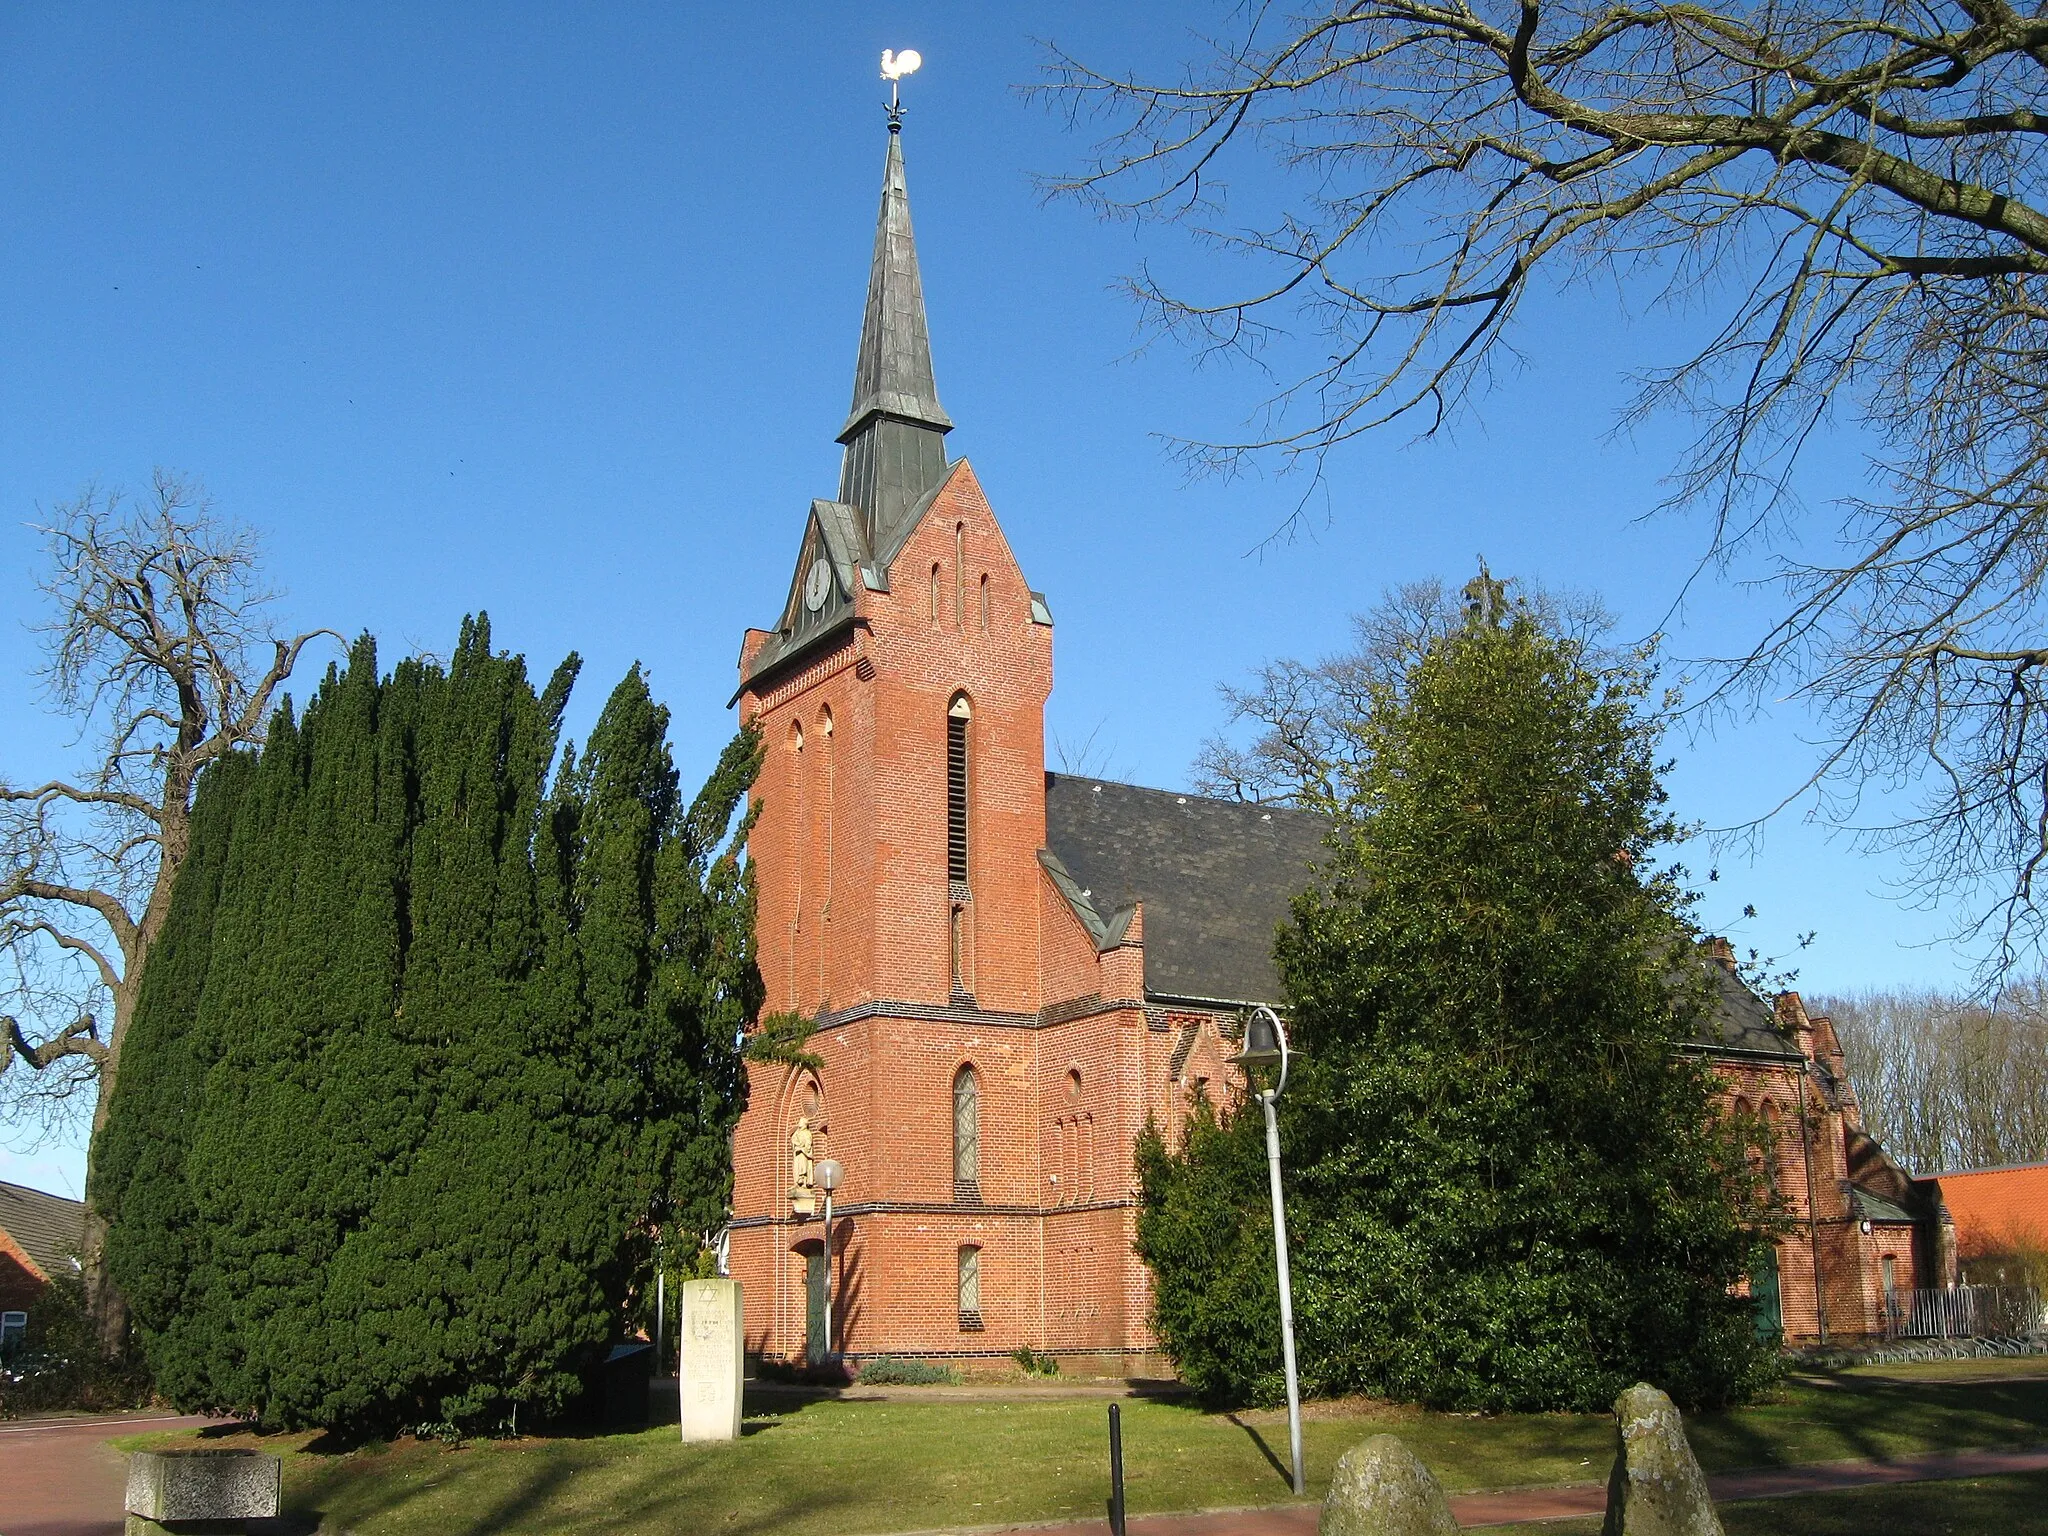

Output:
xmin=957 ymin=1245 xmax=983 ymax=1329
xmin=953 ymin=1063 xmax=980 ymax=1200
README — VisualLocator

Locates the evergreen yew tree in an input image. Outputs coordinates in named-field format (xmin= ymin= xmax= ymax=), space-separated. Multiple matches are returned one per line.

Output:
xmin=88 ymin=748 xmax=258 ymax=1406
xmin=1138 ymin=585 xmax=1778 ymax=1412
xmin=94 ymin=619 xmax=762 ymax=1432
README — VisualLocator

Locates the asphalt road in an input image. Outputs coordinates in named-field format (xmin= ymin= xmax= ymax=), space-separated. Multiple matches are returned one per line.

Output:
xmin=0 ymin=1411 xmax=226 ymax=1536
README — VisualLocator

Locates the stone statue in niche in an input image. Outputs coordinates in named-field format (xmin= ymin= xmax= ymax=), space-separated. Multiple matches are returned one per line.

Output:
xmin=790 ymin=1115 xmax=817 ymax=1216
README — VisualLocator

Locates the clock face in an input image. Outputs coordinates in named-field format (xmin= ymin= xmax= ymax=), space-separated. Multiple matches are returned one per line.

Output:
xmin=803 ymin=558 xmax=832 ymax=613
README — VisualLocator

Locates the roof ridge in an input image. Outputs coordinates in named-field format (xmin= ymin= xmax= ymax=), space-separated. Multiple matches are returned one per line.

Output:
xmin=1044 ymin=772 xmax=1325 ymax=817
xmin=0 ymin=1179 xmax=83 ymax=1207
xmin=1924 ymin=1159 xmax=2048 ymax=1179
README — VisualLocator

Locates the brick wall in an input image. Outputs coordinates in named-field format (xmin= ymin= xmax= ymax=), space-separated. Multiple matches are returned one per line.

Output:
xmin=731 ymin=460 xmax=1197 ymax=1364
xmin=1711 ymin=987 xmax=1936 ymax=1343
xmin=0 ymin=1226 xmax=47 ymax=1316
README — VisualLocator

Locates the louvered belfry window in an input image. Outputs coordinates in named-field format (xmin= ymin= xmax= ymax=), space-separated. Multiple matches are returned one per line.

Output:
xmin=946 ymin=695 xmax=971 ymax=886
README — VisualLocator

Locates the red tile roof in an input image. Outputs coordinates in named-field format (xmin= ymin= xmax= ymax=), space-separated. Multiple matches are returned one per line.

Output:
xmin=1938 ymin=1163 xmax=2048 ymax=1257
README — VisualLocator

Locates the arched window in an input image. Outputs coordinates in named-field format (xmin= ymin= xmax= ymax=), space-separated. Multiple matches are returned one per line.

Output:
xmin=953 ymin=1064 xmax=980 ymax=1199
xmin=929 ymin=563 xmax=941 ymax=625
xmin=814 ymin=708 xmax=835 ymax=1006
xmin=957 ymin=1244 xmax=983 ymax=1329
xmin=1758 ymin=1101 xmax=1781 ymax=1191
xmin=785 ymin=722 xmax=808 ymax=1008
xmin=947 ymin=695 xmax=971 ymax=887
xmin=979 ymin=573 xmax=990 ymax=632
xmin=815 ymin=708 xmax=834 ymax=866
xmin=954 ymin=523 xmax=967 ymax=627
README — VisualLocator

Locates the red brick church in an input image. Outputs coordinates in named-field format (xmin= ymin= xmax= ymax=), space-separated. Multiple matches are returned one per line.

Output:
xmin=724 ymin=112 xmax=1954 ymax=1367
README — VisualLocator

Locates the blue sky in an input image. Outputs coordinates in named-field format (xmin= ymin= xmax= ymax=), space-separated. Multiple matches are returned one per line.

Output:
xmin=0 ymin=6 xmax=1967 ymax=1196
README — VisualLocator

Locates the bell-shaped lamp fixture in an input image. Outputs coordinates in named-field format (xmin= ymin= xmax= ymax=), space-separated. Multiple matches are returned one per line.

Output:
xmin=1231 ymin=1006 xmax=1287 ymax=1072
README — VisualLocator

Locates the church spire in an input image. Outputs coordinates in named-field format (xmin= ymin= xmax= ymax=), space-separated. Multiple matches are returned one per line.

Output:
xmin=837 ymin=113 xmax=952 ymax=561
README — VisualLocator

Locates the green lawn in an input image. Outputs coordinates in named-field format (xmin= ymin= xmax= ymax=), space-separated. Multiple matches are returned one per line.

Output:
xmin=122 ymin=1362 xmax=2048 ymax=1536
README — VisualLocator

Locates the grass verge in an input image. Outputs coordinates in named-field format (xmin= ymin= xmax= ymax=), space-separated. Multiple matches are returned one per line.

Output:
xmin=1493 ymin=1469 xmax=2048 ymax=1534
xmin=118 ymin=1360 xmax=2048 ymax=1536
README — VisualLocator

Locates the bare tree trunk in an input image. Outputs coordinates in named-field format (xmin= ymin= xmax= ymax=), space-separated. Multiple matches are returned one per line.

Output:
xmin=81 ymin=980 xmax=134 ymax=1354
xmin=2 ymin=474 xmax=330 ymax=1361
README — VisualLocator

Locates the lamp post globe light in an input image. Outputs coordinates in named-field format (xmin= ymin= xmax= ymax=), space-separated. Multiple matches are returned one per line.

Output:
xmin=1231 ymin=1004 xmax=1304 ymax=1497
xmin=816 ymin=1158 xmax=844 ymax=1360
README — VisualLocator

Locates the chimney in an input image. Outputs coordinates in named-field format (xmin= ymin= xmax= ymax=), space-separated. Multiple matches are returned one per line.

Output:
xmin=1703 ymin=935 xmax=1737 ymax=971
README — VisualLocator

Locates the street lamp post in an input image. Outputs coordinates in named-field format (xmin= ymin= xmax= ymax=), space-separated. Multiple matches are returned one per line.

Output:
xmin=816 ymin=1158 xmax=844 ymax=1359
xmin=1232 ymin=1005 xmax=1304 ymax=1497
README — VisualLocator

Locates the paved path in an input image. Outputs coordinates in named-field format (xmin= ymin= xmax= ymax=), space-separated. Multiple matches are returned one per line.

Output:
xmin=0 ymin=1411 xmax=228 ymax=1536
xmin=934 ymin=1442 xmax=2048 ymax=1533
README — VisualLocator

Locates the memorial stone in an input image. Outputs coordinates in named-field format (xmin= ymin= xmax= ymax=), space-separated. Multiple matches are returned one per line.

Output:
xmin=1320 ymin=1434 xmax=1460 ymax=1536
xmin=1600 ymin=1383 xmax=1723 ymax=1536
xmin=679 ymin=1277 xmax=744 ymax=1442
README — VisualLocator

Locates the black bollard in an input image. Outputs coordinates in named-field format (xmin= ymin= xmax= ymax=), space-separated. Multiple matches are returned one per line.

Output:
xmin=1108 ymin=1401 xmax=1127 ymax=1536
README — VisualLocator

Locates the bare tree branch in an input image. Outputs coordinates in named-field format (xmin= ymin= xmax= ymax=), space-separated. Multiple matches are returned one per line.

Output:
xmin=3 ymin=1012 xmax=106 ymax=1072
xmin=2 ymin=469 xmax=332 ymax=1349
xmin=1047 ymin=1 xmax=2048 ymax=972
xmin=1193 ymin=573 xmax=1618 ymax=806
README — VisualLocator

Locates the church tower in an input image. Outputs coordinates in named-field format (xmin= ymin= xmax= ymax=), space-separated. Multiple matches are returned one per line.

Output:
xmin=725 ymin=97 xmax=1318 ymax=1375
xmin=727 ymin=108 xmax=1063 ymax=1362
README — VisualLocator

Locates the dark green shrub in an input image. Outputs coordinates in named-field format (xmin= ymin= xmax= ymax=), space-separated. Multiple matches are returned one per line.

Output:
xmin=1135 ymin=1097 xmax=1283 ymax=1405
xmin=95 ymin=620 xmax=763 ymax=1434
xmin=1009 ymin=1345 xmax=1060 ymax=1377
xmin=857 ymin=1355 xmax=960 ymax=1385
xmin=1140 ymin=598 xmax=1782 ymax=1413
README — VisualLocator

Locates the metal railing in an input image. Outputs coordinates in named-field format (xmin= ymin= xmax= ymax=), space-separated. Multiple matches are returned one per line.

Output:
xmin=1884 ymin=1284 xmax=2045 ymax=1340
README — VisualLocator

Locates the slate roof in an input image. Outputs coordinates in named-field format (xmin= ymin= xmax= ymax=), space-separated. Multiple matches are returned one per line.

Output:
xmin=0 ymin=1180 xmax=86 ymax=1280
xmin=741 ymin=118 xmax=957 ymax=692
xmin=836 ymin=121 xmax=952 ymax=569
xmin=1851 ymin=1185 xmax=1920 ymax=1226
xmin=1696 ymin=961 xmax=1805 ymax=1060
xmin=1042 ymin=774 xmax=1329 ymax=1006
xmin=1039 ymin=776 xmax=1820 ymax=1054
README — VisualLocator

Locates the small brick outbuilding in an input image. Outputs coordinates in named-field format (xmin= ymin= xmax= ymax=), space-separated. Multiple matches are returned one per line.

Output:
xmin=0 ymin=1179 xmax=86 ymax=1346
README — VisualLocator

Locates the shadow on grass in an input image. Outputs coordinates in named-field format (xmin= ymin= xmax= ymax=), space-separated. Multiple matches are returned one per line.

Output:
xmin=284 ymin=1435 xmax=868 ymax=1536
xmin=1224 ymin=1412 xmax=1294 ymax=1488
xmin=1687 ymin=1373 xmax=2048 ymax=1476
xmin=1126 ymin=1379 xmax=1198 ymax=1402
xmin=1715 ymin=1470 xmax=2048 ymax=1536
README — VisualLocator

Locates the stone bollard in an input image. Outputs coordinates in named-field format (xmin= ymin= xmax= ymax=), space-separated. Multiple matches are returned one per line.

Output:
xmin=1320 ymin=1433 xmax=1461 ymax=1536
xmin=125 ymin=1447 xmax=282 ymax=1534
xmin=1600 ymin=1383 xmax=1723 ymax=1536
